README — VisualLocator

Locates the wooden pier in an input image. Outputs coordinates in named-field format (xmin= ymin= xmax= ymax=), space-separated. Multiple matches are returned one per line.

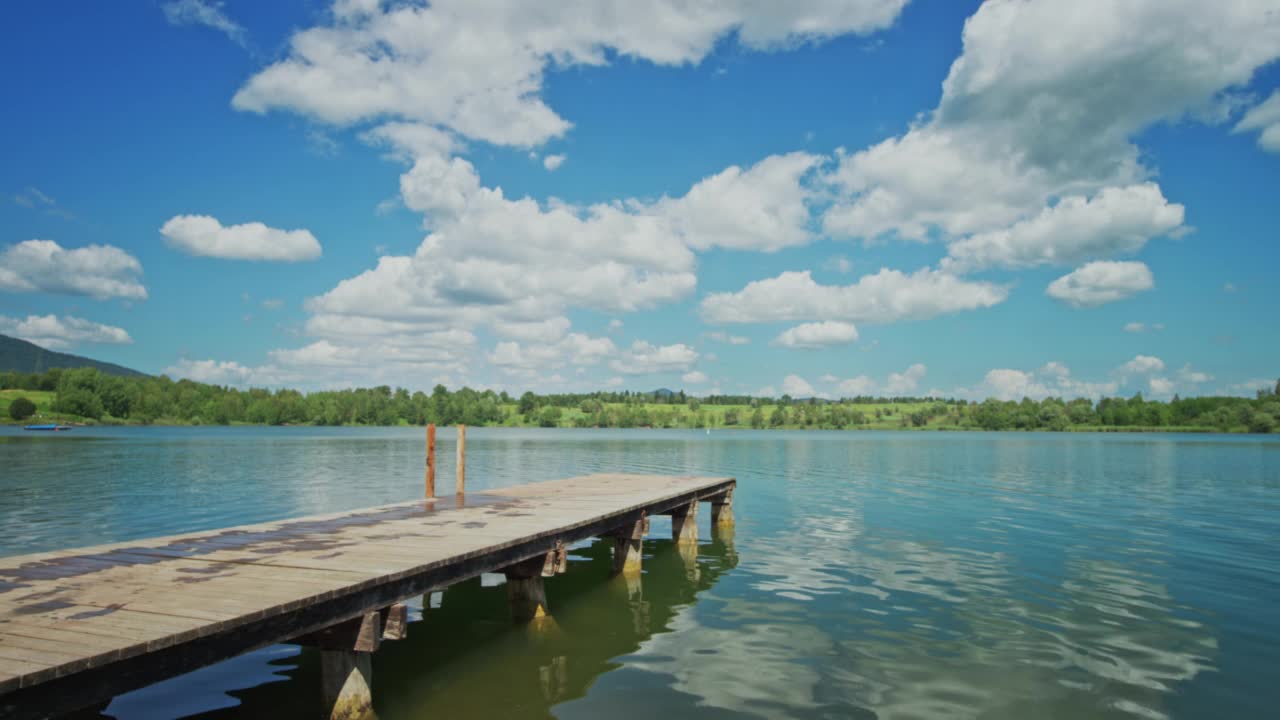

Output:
xmin=0 ymin=473 xmax=736 ymax=719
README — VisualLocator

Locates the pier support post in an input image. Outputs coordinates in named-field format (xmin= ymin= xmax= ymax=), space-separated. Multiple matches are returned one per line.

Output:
xmin=609 ymin=515 xmax=647 ymax=576
xmin=381 ymin=603 xmax=408 ymax=641
xmin=320 ymin=650 xmax=374 ymax=720
xmin=296 ymin=610 xmax=385 ymax=720
xmin=710 ymin=487 xmax=735 ymax=531
xmin=669 ymin=500 xmax=698 ymax=545
xmin=503 ymin=555 xmax=551 ymax=623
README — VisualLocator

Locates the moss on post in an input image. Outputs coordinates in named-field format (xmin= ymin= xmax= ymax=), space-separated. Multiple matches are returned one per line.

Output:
xmin=320 ymin=650 xmax=374 ymax=720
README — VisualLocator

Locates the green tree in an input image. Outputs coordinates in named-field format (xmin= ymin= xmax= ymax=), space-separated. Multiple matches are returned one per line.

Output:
xmin=1247 ymin=411 xmax=1277 ymax=434
xmin=537 ymin=406 xmax=563 ymax=427
xmin=8 ymin=396 xmax=36 ymax=421
xmin=57 ymin=388 xmax=104 ymax=419
xmin=518 ymin=391 xmax=538 ymax=415
xmin=98 ymin=377 xmax=132 ymax=418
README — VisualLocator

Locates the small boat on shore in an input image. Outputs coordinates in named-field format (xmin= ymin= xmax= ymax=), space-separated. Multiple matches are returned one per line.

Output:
xmin=23 ymin=424 xmax=73 ymax=432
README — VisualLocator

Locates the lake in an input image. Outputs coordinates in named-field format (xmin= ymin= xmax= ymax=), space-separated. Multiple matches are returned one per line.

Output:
xmin=1 ymin=427 xmax=1277 ymax=719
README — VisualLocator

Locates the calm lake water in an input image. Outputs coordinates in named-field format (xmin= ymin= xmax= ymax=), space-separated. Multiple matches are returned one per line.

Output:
xmin=1 ymin=427 xmax=1278 ymax=719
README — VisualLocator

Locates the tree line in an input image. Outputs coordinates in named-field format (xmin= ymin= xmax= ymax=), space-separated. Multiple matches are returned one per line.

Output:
xmin=2 ymin=368 xmax=1278 ymax=433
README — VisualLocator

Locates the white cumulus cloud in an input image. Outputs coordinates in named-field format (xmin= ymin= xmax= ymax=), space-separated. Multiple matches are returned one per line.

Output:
xmin=968 ymin=362 xmax=1118 ymax=401
xmin=232 ymin=0 xmax=908 ymax=147
xmin=701 ymin=268 xmax=1007 ymax=324
xmin=682 ymin=370 xmax=709 ymax=384
xmin=161 ymin=215 xmax=323 ymax=262
xmin=1235 ymin=90 xmax=1280 ymax=152
xmin=300 ymin=145 xmax=835 ymax=383
xmin=943 ymin=183 xmax=1184 ymax=272
xmin=1177 ymin=364 xmax=1213 ymax=384
xmin=164 ymin=358 xmax=257 ymax=385
xmin=1120 ymin=355 xmax=1165 ymax=376
xmin=1046 ymin=261 xmax=1154 ymax=307
xmin=822 ymin=0 xmax=1280 ymax=266
xmin=781 ymin=374 xmax=815 ymax=397
xmin=610 ymin=341 xmax=698 ymax=375
xmin=542 ymin=154 xmax=566 ymax=171
xmin=0 ymin=314 xmax=133 ymax=350
xmin=656 ymin=152 xmax=823 ymax=252
xmin=0 ymin=240 xmax=147 ymax=300
xmin=488 ymin=333 xmax=616 ymax=375
xmin=828 ymin=362 xmax=927 ymax=397
xmin=772 ymin=321 xmax=859 ymax=348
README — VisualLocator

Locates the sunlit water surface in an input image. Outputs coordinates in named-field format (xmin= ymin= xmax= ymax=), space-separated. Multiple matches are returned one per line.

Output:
xmin=1 ymin=427 xmax=1277 ymax=719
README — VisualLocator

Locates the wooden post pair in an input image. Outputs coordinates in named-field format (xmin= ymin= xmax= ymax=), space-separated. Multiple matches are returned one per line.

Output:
xmin=425 ymin=423 xmax=466 ymax=498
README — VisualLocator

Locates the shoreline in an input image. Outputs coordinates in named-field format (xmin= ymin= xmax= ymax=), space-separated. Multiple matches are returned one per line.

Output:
xmin=0 ymin=420 xmax=1234 ymax=434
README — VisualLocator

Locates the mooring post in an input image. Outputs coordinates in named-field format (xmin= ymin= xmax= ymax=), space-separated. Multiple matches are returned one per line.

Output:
xmin=425 ymin=423 xmax=436 ymax=498
xmin=609 ymin=514 xmax=647 ymax=576
xmin=456 ymin=424 xmax=466 ymax=495
xmin=669 ymin=499 xmax=698 ymax=545
xmin=710 ymin=487 xmax=734 ymax=530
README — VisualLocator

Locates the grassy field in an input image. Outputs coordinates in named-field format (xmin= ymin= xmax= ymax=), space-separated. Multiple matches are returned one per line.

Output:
xmin=0 ymin=389 xmax=129 ymax=426
xmin=0 ymin=389 xmax=64 ymax=424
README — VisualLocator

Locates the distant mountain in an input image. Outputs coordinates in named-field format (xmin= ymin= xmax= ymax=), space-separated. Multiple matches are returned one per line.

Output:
xmin=0 ymin=333 xmax=147 ymax=377
xmin=652 ymin=388 xmax=675 ymax=398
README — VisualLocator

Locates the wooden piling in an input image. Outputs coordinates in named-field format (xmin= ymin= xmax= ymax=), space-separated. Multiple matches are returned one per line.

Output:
xmin=380 ymin=603 xmax=408 ymax=641
xmin=669 ymin=500 xmax=698 ymax=545
xmin=299 ymin=611 xmax=383 ymax=720
xmin=320 ymin=650 xmax=374 ymax=720
xmin=711 ymin=487 xmax=734 ymax=530
xmin=425 ymin=424 xmax=436 ymax=498
xmin=502 ymin=555 xmax=550 ymax=622
xmin=609 ymin=516 xmax=646 ymax=576
xmin=456 ymin=424 xmax=466 ymax=495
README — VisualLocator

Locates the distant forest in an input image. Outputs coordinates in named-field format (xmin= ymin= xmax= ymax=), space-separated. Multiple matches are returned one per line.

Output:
xmin=2 ymin=367 xmax=1279 ymax=433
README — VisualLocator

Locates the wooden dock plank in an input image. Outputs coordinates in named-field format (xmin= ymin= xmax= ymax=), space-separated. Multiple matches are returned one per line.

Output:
xmin=0 ymin=473 xmax=734 ymax=718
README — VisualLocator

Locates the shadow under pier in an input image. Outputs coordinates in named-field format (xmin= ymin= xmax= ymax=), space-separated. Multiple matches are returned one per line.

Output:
xmin=82 ymin=531 xmax=740 ymax=720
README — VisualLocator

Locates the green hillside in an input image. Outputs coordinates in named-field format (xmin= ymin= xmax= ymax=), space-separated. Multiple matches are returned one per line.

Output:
xmin=0 ymin=333 xmax=146 ymax=377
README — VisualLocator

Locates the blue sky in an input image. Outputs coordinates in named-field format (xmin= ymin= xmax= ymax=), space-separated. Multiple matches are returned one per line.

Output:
xmin=2 ymin=0 xmax=1279 ymax=400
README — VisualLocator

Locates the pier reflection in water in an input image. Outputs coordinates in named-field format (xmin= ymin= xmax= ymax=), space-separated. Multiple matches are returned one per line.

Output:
xmin=76 ymin=528 xmax=738 ymax=720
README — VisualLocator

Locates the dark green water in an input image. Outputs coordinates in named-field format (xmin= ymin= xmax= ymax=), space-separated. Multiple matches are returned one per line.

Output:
xmin=1 ymin=427 xmax=1277 ymax=719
